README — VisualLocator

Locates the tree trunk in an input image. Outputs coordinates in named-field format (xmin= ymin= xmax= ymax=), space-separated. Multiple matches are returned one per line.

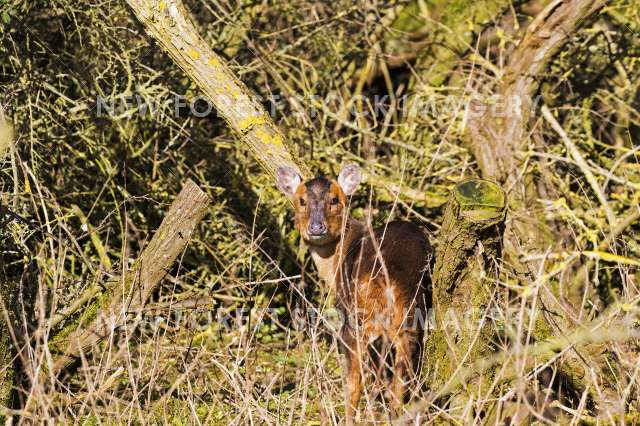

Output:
xmin=466 ymin=0 xmax=606 ymax=321
xmin=124 ymin=0 xmax=309 ymax=181
xmin=50 ymin=179 xmax=209 ymax=373
xmin=467 ymin=0 xmax=605 ymax=185
xmin=425 ymin=179 xmax=506 ymax=400
xmin=467 ymin=0 xmax=605 ymax=267
xmin=463 ymin=0 xmax=610 ymax=409
xmin=0 ymin=112 xmax=15 ymax=419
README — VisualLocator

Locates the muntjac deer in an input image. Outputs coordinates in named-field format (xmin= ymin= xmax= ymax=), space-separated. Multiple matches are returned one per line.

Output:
xmin=277 ymin=164 xmax=432 ymax=424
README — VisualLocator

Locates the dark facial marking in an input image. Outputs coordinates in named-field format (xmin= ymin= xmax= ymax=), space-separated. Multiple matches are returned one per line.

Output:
xmin=304 ymin=177 xmax=331 ymax=236
xmin=294 ymin=176 xmax=347 ymax=244
xmin=304 ymin=176 xmax=332 ymax=198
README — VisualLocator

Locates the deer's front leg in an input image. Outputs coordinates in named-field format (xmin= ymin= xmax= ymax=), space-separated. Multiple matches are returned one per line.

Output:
xmin=342 ymin=327 xmax=364 ymax=426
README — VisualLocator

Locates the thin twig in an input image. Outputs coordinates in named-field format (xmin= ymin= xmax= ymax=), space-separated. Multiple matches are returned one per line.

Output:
xmin=541 ymin=104 xmax=616 ymax=227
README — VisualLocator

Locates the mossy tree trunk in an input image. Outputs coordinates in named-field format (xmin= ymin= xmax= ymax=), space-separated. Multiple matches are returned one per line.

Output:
xmin=425 ymin=179 xmax=506 ymax=403
xmin=0 ymin=112 xmax=15 ymax=419
xmin=0 ymin=277 xmax=16 ymax=419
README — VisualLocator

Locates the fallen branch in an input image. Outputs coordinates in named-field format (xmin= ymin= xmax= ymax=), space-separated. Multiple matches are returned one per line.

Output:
xmin=50 ymin=179 xmax=209 ymax=373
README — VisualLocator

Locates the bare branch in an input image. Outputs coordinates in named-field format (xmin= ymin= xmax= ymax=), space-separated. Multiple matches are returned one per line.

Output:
xmin=124 ymin=0 xmax=309 ymax=180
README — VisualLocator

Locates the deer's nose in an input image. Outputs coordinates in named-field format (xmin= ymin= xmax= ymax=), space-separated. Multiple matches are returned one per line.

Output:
xmin=308 ymin=222 xmax=327 ymax=236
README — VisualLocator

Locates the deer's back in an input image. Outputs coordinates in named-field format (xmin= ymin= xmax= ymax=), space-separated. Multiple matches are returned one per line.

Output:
xmin=338 ymin=221 xmax=431 ymax=338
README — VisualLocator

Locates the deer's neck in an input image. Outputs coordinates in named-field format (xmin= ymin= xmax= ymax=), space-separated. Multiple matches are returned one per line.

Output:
xmin=308 ymin=216 xmax=363 ymax=288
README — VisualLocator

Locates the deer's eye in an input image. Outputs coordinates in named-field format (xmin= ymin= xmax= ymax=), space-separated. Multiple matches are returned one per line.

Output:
xmin=299 ymin=198 xmax=306 ymax=206
xmin=330 ymin=197 xmax=339 ymax=205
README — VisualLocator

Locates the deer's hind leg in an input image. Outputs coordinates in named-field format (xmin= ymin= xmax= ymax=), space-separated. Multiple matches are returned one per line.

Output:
xmin=390 ymin=331 xmax=422 ymax=413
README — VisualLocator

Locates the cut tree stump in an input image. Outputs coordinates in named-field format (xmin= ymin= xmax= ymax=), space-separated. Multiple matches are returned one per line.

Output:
xmin=425 ymin=179 xmax=506 ymax=402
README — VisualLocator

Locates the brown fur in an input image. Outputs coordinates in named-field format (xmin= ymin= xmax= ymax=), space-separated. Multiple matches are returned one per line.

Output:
xmin=338 ymin=221 xmax=431 ymax=422
xmin=287 ymin=175 xmax=432 ymax=424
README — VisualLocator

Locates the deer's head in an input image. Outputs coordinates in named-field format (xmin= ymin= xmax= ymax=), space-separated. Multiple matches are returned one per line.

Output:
xmin=276 ymin=164 xmax=361 ymax=246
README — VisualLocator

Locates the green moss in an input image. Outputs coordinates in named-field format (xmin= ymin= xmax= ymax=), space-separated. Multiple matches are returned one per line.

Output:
xmin=455 ymin=179 xmax=506 ymax=209
xmin=0 ymin=275 xmax=17 ymax=417
xmin=0 ymin=326 xmax=13 ymax=418
xmin=389 ymin=0 xmax=433 ymax=34
xmin=409 ymin=0 xmax=511 ymax=86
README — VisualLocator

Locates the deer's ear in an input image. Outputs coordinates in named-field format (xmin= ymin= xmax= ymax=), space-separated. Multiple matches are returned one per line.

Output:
xmin=276 ymin=166 xmax=302 ymax=198
xmin=337 ymin=164 xmax=361 ymax=196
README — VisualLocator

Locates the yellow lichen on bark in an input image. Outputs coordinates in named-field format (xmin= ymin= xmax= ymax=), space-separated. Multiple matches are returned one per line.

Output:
xmin=125 ymin=0 xmax=309 ymax=181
